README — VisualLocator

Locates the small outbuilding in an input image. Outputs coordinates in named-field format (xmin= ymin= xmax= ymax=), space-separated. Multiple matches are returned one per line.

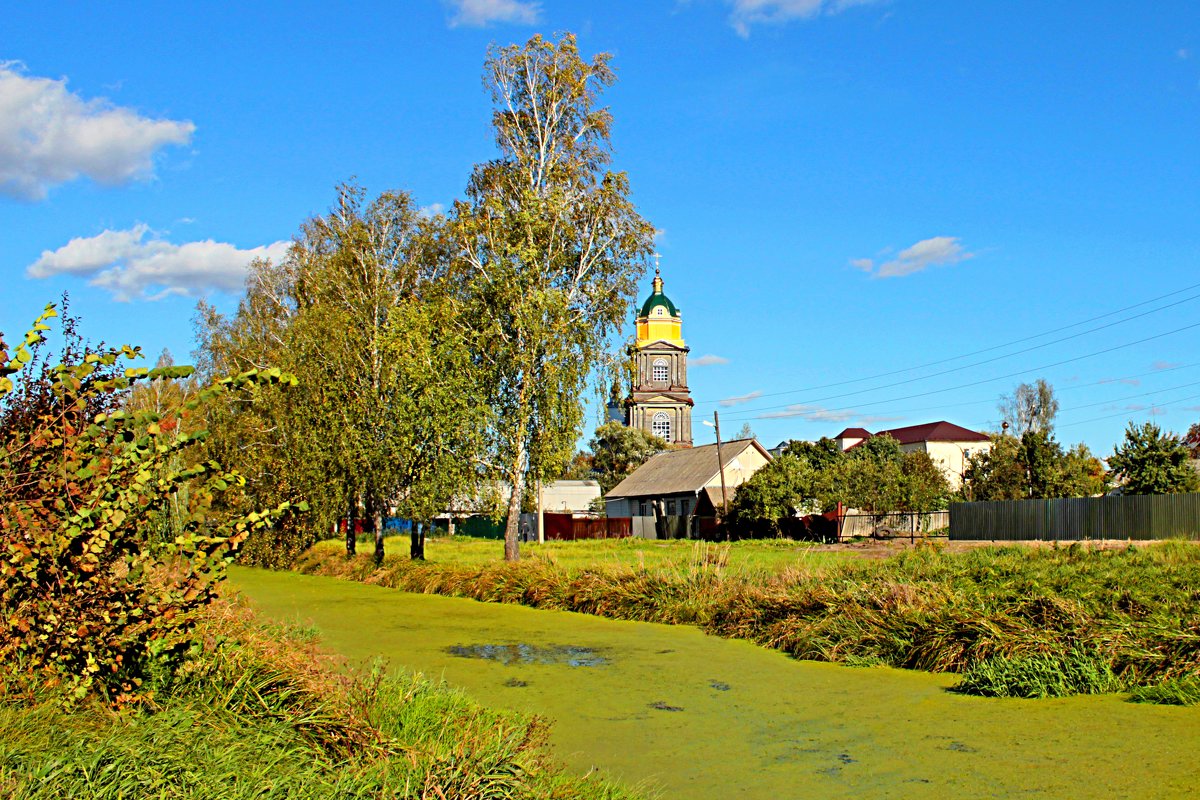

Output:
xmin=603 ymin=438 xmax=773 ymax=532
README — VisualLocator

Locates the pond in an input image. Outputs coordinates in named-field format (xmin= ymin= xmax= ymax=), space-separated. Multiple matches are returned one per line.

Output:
xmin=230 ymin=567 xmax=1199 ymax=799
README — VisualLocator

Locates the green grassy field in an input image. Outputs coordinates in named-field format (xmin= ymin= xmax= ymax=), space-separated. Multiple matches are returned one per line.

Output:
xmin=330 ymin=533 xmax=849 ymax=575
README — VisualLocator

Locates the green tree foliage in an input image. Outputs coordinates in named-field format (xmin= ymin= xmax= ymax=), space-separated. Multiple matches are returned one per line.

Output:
xmin=783 ymin=437 xmax=844 ymax=473
xmin=726 ymin=435 xmax=949 ymax=537
xmin=585 ymin=421 xmax=667 ymax=494
xmin=963 ymin=432 xmax=1107 ymax=501
xmin=199 ymin=186 xmax=486 ymax=565
xmin=962 ymin=434 xmax=1026 ymax=501
xmin=1108 ymin=422 xmax=1200 ymax=495
xmin=999 ymin=378 xmax=1059 ymax=436
xmin=725 ymin=453 xmax=824 ymax=538
xmin=0 ymin=305 xmax=300 ymax=704
xmin=450 ymin=34 xmax=654 ymax=561
xmin=899 ymin=451 xmax=951 ymax=514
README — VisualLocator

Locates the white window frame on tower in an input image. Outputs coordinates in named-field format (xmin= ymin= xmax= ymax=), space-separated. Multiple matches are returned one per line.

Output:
xmin=652 ymin=358 xmax=669 ymax=383
xmin=652 ymin=412 xmax=671 ymax=441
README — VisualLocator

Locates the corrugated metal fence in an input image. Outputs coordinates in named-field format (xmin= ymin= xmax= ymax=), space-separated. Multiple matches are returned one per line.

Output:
xmin=542 ymin=513 xmax=631 ymax=541
xmin=950 ymin=493 xmax=1200 ymax=541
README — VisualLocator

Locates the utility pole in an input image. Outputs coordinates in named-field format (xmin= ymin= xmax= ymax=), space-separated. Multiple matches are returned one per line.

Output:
xmin=714 ymin=411 xmax=729 ymax=519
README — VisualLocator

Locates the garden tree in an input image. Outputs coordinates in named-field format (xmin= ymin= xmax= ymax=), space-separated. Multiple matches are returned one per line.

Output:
xmin=0 ymin=305 xmax=300 ymax=703
xmin=1059 ymin=442 xmax=1108 ymax=497
xmin=198 ymin=186 xmax=485 ymax=564
xmin=962 ymin=434 xmax=1025 ymax=501
xmin=286 ymin=186 xmax=484 ymax=564
xmin=784 ymin=437 xmax=845 ymax=473
xmin=899 ymin=451 xmax=950 ymax=514
xmin=1020 ymin=431 xmax=1067 ymax=499
xmin=963 ymin=431 xmax=1107 ymax=501
xmin=587 ymin=421 xmax=667 ymax=493
xmin=560 ymin=450 xmax=595 ymax=481
xmin=999 ymin=378 xmax=1059 ymax=436
xmin=1108 ymin=422 xmax=1200 ymax=495
xmin=450 ymin=34 xmax=655 ymax=561
xmin=735 ymin=422 xmax=756 ymax=440
xmin=194 ymin=260 xmax=313 ymax=566
xmin=725 ymin=453 xmax=825 ymax=537
xmin=831 ymin=434 xmax=905 ymax=519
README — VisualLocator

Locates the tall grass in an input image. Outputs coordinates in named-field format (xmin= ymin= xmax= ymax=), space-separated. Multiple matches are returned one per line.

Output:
xmin=0 ymin=598 xmax=645 ymax=800
xmin=295 ymin=538 xmax=1200 ymax=702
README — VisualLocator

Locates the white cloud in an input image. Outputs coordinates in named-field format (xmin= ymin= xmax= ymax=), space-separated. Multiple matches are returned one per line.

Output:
xmin=692 ymin=354 xmax=730 ymax=367
xmin=758 ymin=403 xmax=856 ymax=421
xmin=419 ymin=202 xmax=446 ymax=218
xmin=719 ymin=390 xmax=762 ymax=407
xmin=728 ymin=0 xmax=884 ymax=37
xmin=853 ymin=236 xmax=974 ymax=279
xmin=1153 ymin=360 xmax=1182 ymax=370
xmin=447 ymin=0 xmax=540 ymax=27
xmin=1178 ymin=48 xmax=1191 ymax=60
xmin=0 ymin=64 xmax=194 ymax=201
xmin=27 ymin=224 xmax=289 ymax=301
xmin=1101 ymin=377 xmax=1141 ymax=386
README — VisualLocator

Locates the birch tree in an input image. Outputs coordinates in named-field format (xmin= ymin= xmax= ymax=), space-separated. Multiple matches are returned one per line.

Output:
xmin=197 ymin=185 xmax=485 ymax=564
xmin=451 ymin=34 xmax=654 ymax=561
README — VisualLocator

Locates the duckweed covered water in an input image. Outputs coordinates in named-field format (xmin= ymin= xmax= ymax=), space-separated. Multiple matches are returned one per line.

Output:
xmin=231 ymin=567 xmax=1200 ymax=799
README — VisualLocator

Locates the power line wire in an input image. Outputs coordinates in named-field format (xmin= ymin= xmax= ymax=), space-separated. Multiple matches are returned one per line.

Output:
xmin=698 ymin=283 xmax=1200 ymax=408
xmin=718 ymin=320 xmax=1200 ymax=421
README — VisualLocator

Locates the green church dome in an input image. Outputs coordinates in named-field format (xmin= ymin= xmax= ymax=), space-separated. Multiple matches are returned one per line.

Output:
xmin=639 ymin=270 xmax=679 ymax=317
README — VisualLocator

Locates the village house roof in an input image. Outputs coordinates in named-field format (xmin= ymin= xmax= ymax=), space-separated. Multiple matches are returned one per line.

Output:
xmin=605 ymin=438 xmax=771 ymax=499
xmin=876 ymin=421 xmax=989 ymax=444
xmin=842 ymin=420 xmax=989 ymax=449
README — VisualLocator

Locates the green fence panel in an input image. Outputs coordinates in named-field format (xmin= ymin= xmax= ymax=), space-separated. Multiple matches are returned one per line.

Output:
xmin=950 ymin=493 xmax=1200 ymax=541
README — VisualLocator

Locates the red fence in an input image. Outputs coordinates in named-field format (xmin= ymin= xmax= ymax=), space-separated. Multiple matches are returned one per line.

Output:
xmin=543 ymin=513 xmax=632 ymax=541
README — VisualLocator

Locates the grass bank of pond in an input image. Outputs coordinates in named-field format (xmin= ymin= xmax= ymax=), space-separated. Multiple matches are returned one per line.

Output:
xmin=0 ymin=597 xmax=636 ymax=800
xmin=232 ymin=566 xmax=1200 ymax=799
xmin=296 ymin=537 xmax=1200 ymax=701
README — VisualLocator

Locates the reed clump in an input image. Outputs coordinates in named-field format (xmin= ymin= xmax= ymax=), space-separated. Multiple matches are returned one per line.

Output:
xmin=296 ymin=538 xmax=1200 ymax=702
xmin=0 ymin=597 xmax=645 ymax=799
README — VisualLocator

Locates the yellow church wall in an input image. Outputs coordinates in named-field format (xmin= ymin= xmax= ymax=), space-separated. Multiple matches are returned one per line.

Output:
xmin=636 ymin=317 xmax=683 ymax=347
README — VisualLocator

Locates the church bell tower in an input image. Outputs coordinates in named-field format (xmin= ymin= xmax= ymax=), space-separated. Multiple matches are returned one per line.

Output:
xmin=625 ymin=263 xmax=693 ymax=446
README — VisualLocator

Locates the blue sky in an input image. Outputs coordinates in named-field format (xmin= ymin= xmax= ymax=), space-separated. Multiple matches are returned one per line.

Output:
xmin=4 ymin=1 xmax=1200 ymax=456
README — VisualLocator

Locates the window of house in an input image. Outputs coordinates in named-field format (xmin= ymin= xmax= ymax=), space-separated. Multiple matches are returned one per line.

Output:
xmin=652 ymin=412 xmax=671 ymax=441
xmin=652 ymin=359 xmax=669 ymax=382
xmin=638 ymin=501 xmax=648 ymax=517
xmin=667 ymin=499 xmax=677 ymax=515
xmin=680 ymin=498 xmax=690 ymax=516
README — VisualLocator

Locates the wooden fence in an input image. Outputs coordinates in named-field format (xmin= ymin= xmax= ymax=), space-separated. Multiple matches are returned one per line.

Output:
xmin=950 ymin=493 xmax=1200 ymax=541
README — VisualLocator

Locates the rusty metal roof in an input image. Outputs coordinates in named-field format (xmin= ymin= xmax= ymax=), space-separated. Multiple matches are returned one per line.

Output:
xmin=604 ymin=438 xmax=771 ymax=499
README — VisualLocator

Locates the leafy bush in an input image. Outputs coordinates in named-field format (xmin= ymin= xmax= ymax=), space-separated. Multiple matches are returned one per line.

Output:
xmin=0 ymin=599 xmax=642 ymax=800
xmin=0 ymin=305 xmax=301 ymax=704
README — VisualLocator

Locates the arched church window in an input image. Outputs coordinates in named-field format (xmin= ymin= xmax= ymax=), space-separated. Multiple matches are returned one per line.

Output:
xmin=652 ymin=359 xmax=669 ymax=382
xmin=652 ymin=412 xmax=671 ymax=441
